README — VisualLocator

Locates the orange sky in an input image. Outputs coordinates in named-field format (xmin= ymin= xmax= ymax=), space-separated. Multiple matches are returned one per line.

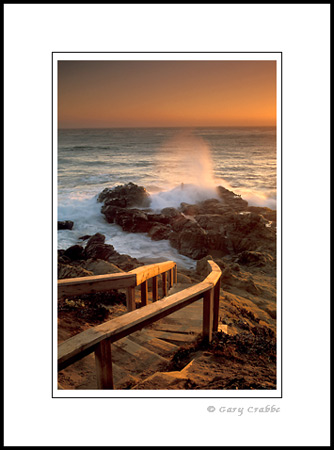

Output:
xmin=58 ymin=60 xmax=276 ymax=128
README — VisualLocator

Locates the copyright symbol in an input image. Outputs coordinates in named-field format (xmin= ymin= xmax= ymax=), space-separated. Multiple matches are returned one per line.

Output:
xmin=207 ymin=406 xmax=216 ymax=412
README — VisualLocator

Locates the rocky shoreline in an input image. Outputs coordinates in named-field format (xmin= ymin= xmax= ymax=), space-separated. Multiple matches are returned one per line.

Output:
xmin=57 ymin=182 xmax=277 ymax=390
xmin=58 ymin=182 xmax=276 ymax=275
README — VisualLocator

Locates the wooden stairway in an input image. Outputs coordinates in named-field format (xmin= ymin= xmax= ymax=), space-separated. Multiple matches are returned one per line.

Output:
xmin=58 ymin=282 xmax=205 ymax=390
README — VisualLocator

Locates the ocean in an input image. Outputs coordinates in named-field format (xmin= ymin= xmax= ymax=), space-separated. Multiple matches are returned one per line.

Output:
xmin=57 ymin=127 xmax=276 ymax=269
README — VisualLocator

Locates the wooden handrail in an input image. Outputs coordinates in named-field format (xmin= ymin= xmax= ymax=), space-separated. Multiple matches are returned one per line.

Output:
xmin=58 ymin=260 xmax=221 ymax=389
xmin=128 ymin=260 xmax=176 ymax=285
xmin=58 ymin=260 xmax=177 ymax=311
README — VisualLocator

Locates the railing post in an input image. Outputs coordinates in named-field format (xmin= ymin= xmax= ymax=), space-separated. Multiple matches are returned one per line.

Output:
xmin=169 ymin=268 xmax=174 ymax=288
xmin=173 ymin=264 xmax=177 ymax=284
xmin=140 ymin=280 xmax=148 ymax=307
xmin=203 ymin=288 xmax=214 ymax=342
xmin=126 ymin=287 xmax=136 ymax=311
xmin=162 ymin=272 xmax=168 ymax=297
xmin=95 ymin=339 xmax=114 ymax=389
xmin=152 ymin=276 xmax=158 ymax=302
xmin=213 ymin=276 xmax=221 ymax=332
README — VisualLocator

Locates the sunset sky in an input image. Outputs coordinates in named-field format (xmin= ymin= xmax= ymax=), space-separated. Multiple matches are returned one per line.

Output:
xmin=58 ymin=60 xmax=276 ymax=128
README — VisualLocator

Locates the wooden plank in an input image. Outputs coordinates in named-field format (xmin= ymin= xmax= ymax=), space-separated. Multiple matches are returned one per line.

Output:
xmin=58 ymin=281 xmax=212 ymax=369
xmin=140 ymin=280 xmax=148 ymax=307
xmin=173 ymin=265 xmax=177 ymax=284
xmin=127 ymin=331 xmax=179 ymax=357
xmin=126 ymin=287 xmax=136 ymax=312
xmin=146 ymin=329 xmax=198 ymax=344
xmin=150 ymin=323 xmax=200 ymax=335
xmin=58 ymin=273 xmax=136 ymax=298
xmin=204 ymin=270 xmax=222 ymax=286
xmin=130 ymin=261 xmax=175 ymax=285
xmin=152 ymin=276 xmax=158 ymax=302
xmin=203 ymin=288 xmax=213 ymax=342
xmin=112 ymin=337 xmax=168 ymax=366
xmin=161 ymin=272 xmax=168 ymax=297
xmin=169 ymin=268 xmax=174 ymax=288
xmin=94 ymin=339 xmax=114 ymax=389
xmin=213 ymin=276 xmax=221 ymax=332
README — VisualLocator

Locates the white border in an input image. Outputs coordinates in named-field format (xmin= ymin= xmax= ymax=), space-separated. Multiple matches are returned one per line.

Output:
xmin=53 ymin=52 xmax=282 ymax=398
xmin=4 ymin=4 xmax=330 ymax=446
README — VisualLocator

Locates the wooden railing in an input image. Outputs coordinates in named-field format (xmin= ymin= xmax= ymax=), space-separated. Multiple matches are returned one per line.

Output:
xmin=58 ymin=260 xmax=221 ymax=389
xmin=58 ymin=260 xmax=177 ymax=312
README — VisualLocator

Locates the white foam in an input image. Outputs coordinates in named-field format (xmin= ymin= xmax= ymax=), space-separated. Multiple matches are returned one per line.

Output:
xmin=235 ymin=189 xmax=277 ymax=210
xmin=57 ymin=194 xmax=196 ymax=269
xmin=149 ymin=183 xmax=219 ymax=210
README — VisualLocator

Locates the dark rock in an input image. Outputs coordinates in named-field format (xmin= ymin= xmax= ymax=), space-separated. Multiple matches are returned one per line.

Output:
xmin=146 ymin=213 xmax=171 ymax=225
xmin=58 ymin=249 xmax=71 ymax=264
xmin=220 ymin=211 xmax=276 ymax=254
xmin=197 ymin=199 xmax=225 ymax=215
xmin=169 ymin=223 xmax=208 ymax=260
xmin=160 ymin=207 xmax=182 ymax=219
xmin=107 ymin=253 xmax=142 ymax=272
xmin=170 ymin=215 xmax=194 ymax=233
xmin=84 ymin=233 xmax=110 ymax=260
xmin=100 ymin=205 xmax=122 ymax=223
xmin=196 ymin=255 xmax=214 ymax=276
xmin=96 ymin=183 xmax=275 ymax=266
xmin=81 ymin=258 xmax=124 ymax=275
xmin=58 ymin=220 xmax=74 ymax=230
xmin=237 ymin=250 xmax=274 ymax=266
xmin=86 ymin=233 xmax=106 ymax=247
xmin=212 ymin=258 xmax=227 ymax=271
xmin=233 ymin=212 xmax=267 ymax=233
xmin=221 ymin=266 xmax=234 ymax=285
xmin=58 ymin=255 xmax=71 ymax=264
xmin=194 ymin=214 xmax=232 ymax=255
xmin=114 ymin=209 xmax=152 ymax=233
xmin=247 ymin=206 xmax=276 ymax=223
xmin=85 ymin=243 xmax=116 ymax=261
xmin=179 ymin=203 xmax=201 ymax=216
xmin=97 ymin=182 xmax=151 ymax=208
xmin=148 ymin=223 xmax=171 ymax=241
xmin=216 ymin=185 xmax=248 ymax=211
xmin=58 ymin=263 xmax=93 ymax=279
xmin=205 ymin=231 xmax=233 ymax=255
xmin=63 ymin=245 xmax=85 ymax=261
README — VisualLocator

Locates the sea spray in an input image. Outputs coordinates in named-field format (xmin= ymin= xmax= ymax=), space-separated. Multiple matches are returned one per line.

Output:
xmin=151 ymin=131 xmax=220 ymax=209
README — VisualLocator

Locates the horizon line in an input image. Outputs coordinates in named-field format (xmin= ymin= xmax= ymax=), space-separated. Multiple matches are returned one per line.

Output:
xmin=58 ymin=124 xmax=277 ymax=130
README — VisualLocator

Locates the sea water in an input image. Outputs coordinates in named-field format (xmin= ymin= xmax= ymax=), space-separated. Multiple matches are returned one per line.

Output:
xmin=57 ymin=127 xmax=276 ymax=269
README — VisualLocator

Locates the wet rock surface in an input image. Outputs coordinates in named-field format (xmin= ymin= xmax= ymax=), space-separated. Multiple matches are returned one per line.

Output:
xmin=58 ymin=220 xmax=74 ymax=230
xmin=58 ymin=232 xmax=143 ymax=279
xmin=97 ymin=183 xmax=276 ymax=264
xmin=97 ymin=182 xmax=151 ymax=208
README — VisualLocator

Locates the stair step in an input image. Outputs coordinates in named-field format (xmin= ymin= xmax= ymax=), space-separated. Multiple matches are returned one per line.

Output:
xmin=111 ymin=337 xmax=169 ymax=377
xmin=128 ymin=330 xmax=179 ymax=357
xmin=149 ymin=322 xmax=200 ymax=335
xmin=112 ymin=362 xmax=140 ymax=389
xmin=145 ymin=329 xmax=200 ymax=345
